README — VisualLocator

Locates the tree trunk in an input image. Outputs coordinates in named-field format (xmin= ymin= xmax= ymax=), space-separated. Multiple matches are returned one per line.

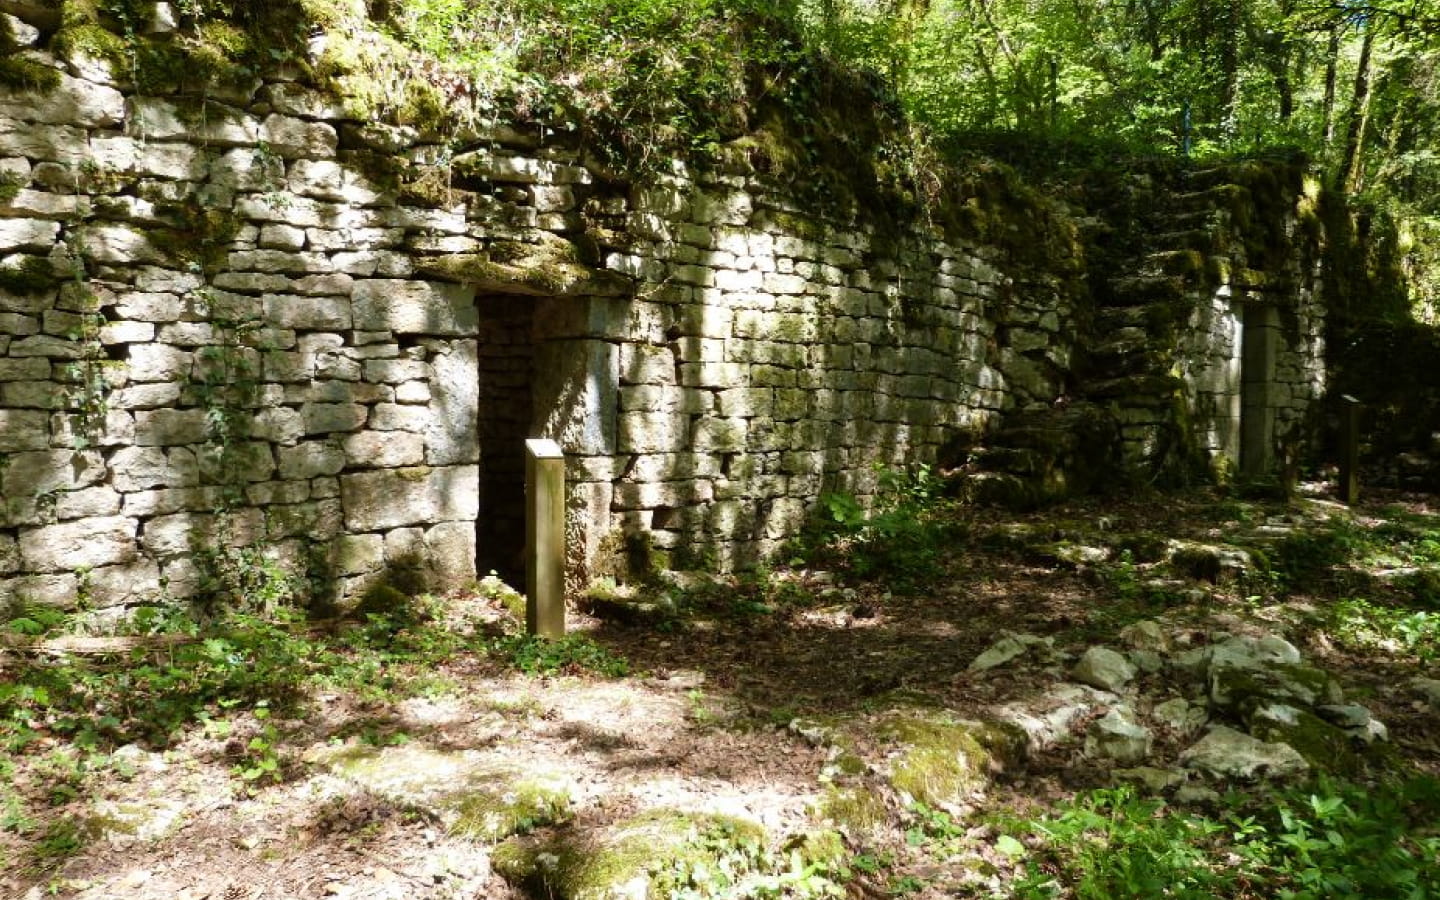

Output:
xmin=1338 ymin=27 xmax=1375 ymax=191
xmin=1322 ymin=26 xmax=1340 ymax=148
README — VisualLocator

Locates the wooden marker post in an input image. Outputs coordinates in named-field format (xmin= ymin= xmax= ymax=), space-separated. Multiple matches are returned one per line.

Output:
xmin=525 ymin=439 xmax=566 ymax=638
xmin=1339 ymin=395 xmax=1361 ymax=506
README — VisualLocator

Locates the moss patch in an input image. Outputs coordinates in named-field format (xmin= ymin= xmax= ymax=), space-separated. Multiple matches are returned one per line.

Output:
xmin=0 ymin=256 xmax=59 ymax=295
xmin=450 ymin=778 xmax=573 ymax=842
xmin=495 ymin=809 xmax=767 ymax=900
xmin=418 ymin=233 xmax=631 ymax=298
xmin=875 ymin=711 xmax=1027 ymax=809
xmin=0 ymin=57 xmax=62 ymax=92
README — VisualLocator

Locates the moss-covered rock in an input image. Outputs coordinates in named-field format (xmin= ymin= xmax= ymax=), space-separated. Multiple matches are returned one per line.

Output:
xmin=1240 ymin=702 xmax=1366 ymax=777
xmin=873 ymin=710 xmax=1027 ymax=809
xmin=450 ymin=778 xmax=573 ymax=841
xmin=494 ymin=809 xmax=766 ymax=900
xmin=814 ymin=785 xmax=888 ymax=836
xmin=309 ymin=743 xmax=573 ymax=841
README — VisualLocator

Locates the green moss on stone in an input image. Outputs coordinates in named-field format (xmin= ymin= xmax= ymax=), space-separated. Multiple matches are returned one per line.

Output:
xmin=0 ymin=57 xmax=62 ymax=92
xmin=877 ymin=711 xmax=1027 ymax=808
xmin=495 ymin=810 xmax=766 ymax=900
xmin=0 ymin=172 xmax=22 ymax=205
xmin=52 ymin=24 xmax=128 ymax=69
xmin=450 ymin=779 xmax=573 ymax=842
xmin=1243 ymin=705 xmax=1365 ymax=777
xmin=0 ymin=256 xmax=58 ymax=294
xmin=816 ymin=785 xmax=887 ymax=834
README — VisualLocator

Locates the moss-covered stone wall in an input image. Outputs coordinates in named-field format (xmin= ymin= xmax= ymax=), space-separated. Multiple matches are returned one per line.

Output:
xmin=0 ymin=5 xmax=1330 ymax=610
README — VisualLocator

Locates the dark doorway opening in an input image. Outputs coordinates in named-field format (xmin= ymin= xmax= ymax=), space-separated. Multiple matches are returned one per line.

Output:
xmin=1240 ymin=303 xmax=1279 ymax=477
xmin=476 ymin=296 xmax=537 ymax=586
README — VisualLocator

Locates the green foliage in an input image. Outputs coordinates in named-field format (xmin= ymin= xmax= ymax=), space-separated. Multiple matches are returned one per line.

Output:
xmin=649 ymin=820 xmax=850 ymax=899
xmin=1327 ymin=597 xmax=1440 ymax=661
xmin=1003 ymin=779 xmax=1440 ymax=899
xmin=486 ymin=633 xmax=631 ymax=677
xmin=805 ymin=464 xmax=960 ymax=592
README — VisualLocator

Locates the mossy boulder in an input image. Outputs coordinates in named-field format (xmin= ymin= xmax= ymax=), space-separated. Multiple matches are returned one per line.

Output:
xmin=814 ymin=785 xmax=887 ymax=836
xmin=309 ymin=743 xmax=573 ymax=841
xmin=493 ymin=810 xmax=766 ymax=900
xmin=450 ymin=778 xmax=573 ymax=841
xmin=1209 ymin=661 xmax=1344 ymax=710
xmin=1240 ymin=702 xmax=1367 ymax=777
xmin=873 ymin=710 xmax=1027 ymax=809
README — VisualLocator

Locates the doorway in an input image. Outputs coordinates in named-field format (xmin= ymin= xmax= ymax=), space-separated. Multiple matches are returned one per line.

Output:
xmin=476 ymin=295 xmax=538 ymax=586
xmin=1239 ymin=303 xmax=1279 ymax=477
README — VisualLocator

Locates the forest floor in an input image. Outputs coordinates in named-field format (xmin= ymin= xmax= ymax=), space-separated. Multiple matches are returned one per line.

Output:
xmin=2 ymin=481 xmax=1439 ymax=899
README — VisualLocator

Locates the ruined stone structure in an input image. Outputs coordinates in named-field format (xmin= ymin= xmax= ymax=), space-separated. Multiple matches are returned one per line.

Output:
xmin=0 ymin=17 xmax=1329 ymax=610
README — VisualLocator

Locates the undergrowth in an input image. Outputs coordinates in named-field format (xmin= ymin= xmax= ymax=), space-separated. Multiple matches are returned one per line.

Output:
xmin=0 ymin=591 xmax=629 ymax=757
xmin=1001 ymin=779 xmax=1440 ymax=899
xmin=796 ymin=464 xmax=963 ymax=593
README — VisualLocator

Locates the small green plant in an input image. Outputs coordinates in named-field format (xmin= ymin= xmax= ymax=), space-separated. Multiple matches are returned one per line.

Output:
xmin=806 ymin=464 xmax=960 ymax=592
xmin=234 ymin=702 xmax=284 ymax=787
xmin=1003 ymin=779 xmax=1440 ymax=899
xmin=488 ymin=633 xmax=630 ymax=677
xmin=1328 ymin=597 xmax=1440 ymax=660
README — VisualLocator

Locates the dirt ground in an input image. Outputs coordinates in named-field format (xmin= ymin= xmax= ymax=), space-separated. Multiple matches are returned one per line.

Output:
xmin=3 ymin=483 xmax=1437 ymax=899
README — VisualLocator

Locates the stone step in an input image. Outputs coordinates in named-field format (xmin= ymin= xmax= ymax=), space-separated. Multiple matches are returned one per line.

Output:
xmin=1094 ymin=306 xmax=1156 ymax=331
xmin=1145 ymin=228 xmax=1222 ymax=254
xmin=1101 ymin=273 xmax=1189 ymax=306
xmin=1170 ymin=182 xmax=1248 ymax=213
xmin=1081 ymin=374 xmax=1184 ymax=400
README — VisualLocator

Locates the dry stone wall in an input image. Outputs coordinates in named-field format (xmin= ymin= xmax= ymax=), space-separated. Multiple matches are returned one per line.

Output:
xmin=0 ymin=14 xmax=1326 ymax=611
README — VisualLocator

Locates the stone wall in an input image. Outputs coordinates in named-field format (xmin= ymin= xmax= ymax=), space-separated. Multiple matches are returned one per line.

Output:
xmin=0 ymin=12 xmax=1327 ymax=611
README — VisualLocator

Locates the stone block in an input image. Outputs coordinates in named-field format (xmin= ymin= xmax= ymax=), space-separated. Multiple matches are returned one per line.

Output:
xmin=342 ymin=430 xmax=425 ymax=468
xmin=3 ymin=449 xmax=105 ymax=499
xmin=83 ymin=559 xmax=164 ymax=607
xmin=352 ymin=280 xmax=478 ymax=336
xmin=0 ymin=217 xmax=58 ymax=252
xmin=263 ymin=293 xmax=352 ymax=330
xmin=4 ymin=573 xmax=78 ymax=607
xmin=367 ymin=402 xmax=429 ymax=432
xmin=619 ymin=344 xmax=674 ymax=385
xmin=8 ymin=335 xmax=81 ymax=359
xmin=20 ymin=515 xmax=137 ymax=572
xmin=134 ymin=408 xmax=208 ymax=446
xmin=127 ymin=97 xmax=258 ymax=145
xmin=0 ymin=358 xmax=50 ymax=381
xmin=693 ymin=417 xmax=747 ymax=453
xmin=267 ymin=499 xmax=344 ymax=540
xmin=363 ymin=358 xmax=431 ymax=384
xmin=244 ymin=480 xmax=310 ymax=506
xmin=301 ymin=402 xmax=367 ymax=434
xmin=54 ymin=485 xmax=122 ymax=519
xmin=198 ymin=441 xmax=275 ymax=485
xmin=424 ymin=521 xmax=476 ymax=588
xmin=126 ymin=344 xmax=191 ymax=383
xmin=277 ymin=440 xmax=346 ymax=479
xmin=114 ymin=292 xmax=183 ymax=323
xmin=293 ymin=273 xmax=354 ymax=296
xmin=535 ymin=339 xmax=618 ymax=456
xmin=259 ymin=224 xmax=306 ymax=250
xmin=329 ymin=533 xmax=384 ymax=577
xmin=110 ymin=446 xmax=199 ymax=492
xmin=0 ymin=70 xmax=123 ymax=127
xmin=617 ymin=411 xmax=689 ymax=454
xmin=250 ymin=406 xmax=305 ymax=445
xmin=424 ymin=342 xmax=480 ymax=465
xmin=340 ymin=465 xmax=480 ymax=531
xmin=0 ymin=409 xmax=49 ymax=451
xmin=227 ymin=249 xmax=332 ymax=274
